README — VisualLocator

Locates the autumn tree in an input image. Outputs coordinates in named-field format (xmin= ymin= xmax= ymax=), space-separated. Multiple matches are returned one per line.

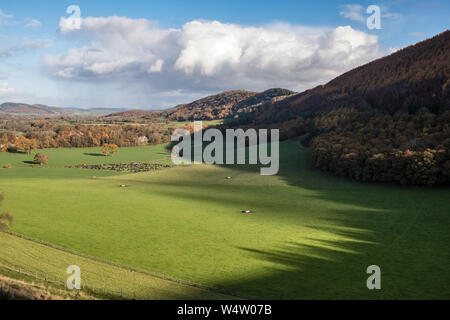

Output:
xmin=102 ymin=144 xmax=119 ymax=156
xmin=109 ymin=144 xmax=119 ymax=156
xmin=34 ymin=153 xmax=50 ymax=165
xmin=102 ymin=144 xmax=109 ymax=156
xmin=0 ymin=194 xmax=13 ymax=231
xmin=15 ymin=136 xmax=38 ymax=154
xmin=0 ymin=134 xmax=10 ymax=152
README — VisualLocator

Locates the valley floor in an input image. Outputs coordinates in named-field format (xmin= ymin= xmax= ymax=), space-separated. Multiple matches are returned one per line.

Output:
xmin=1 ymin=142 xmax=449 ymax=299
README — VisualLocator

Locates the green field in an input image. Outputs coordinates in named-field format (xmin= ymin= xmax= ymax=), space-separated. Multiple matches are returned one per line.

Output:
xmin=1 ymin=141 xmax=450 ymax=299
xmin=0 ymin=232 xmax=234 ymax=300
xmin=0 ymin=144 xmax=171 ymax=167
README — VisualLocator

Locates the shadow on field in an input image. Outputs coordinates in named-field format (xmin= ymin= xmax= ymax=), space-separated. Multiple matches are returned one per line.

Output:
xmin=137 ymin=181 xmax=385 ymax=299
xmin=83 ymin=153 xmax=106 ymax=157
xmin=212 ymin=141 xmax=450 ymax=299
xmin=136 ymin=140 xmax=450 ymax=299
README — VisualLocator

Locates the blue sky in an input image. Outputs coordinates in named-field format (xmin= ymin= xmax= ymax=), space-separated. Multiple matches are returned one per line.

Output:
xmin=0 ymin=0 xmax=449 ymax=109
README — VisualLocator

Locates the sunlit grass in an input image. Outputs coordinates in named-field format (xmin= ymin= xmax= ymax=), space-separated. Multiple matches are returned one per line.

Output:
xmin=0 ymin=232 xmax=233 ymax=300
xmin=0 ymin=144 xmax=171 ymax=167
xmin=1 ymin=141 xmax=449 ymax=299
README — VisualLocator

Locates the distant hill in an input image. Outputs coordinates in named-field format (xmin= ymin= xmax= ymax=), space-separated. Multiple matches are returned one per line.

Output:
xmin=0 ymin=103 xmax=67 ymax=115
xmin=105 ymin=109 xmax=158 ymax=119
xmin=0 ymin=102 xmax=126 ymax=117
xmin=161 ymin=90 xmax=258 ymax=121
xmin=245 ymin=30 xmax=450 ymax=125
xmin=162 ymin=89 xmax=296 ymax=121
xmin=0 ymin=88 xmax=296 ymax=120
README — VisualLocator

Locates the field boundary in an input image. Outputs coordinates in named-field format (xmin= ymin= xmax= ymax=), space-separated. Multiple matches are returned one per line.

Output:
xmin=0 ymin=262 xmax=124 ymax=299
xmin=1 ymin=230 xmax=247 ymax=300
xmin=0 ymin=266 xmax=99 ymax=300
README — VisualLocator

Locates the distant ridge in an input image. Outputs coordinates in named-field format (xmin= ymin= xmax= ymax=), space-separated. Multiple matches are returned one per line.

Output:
xmin=105 ymin=109 xmax=158 ymax=118
xmin=0 ymin=102 xmax=127 ymax=117
xmin=161 ymin=88 xmax=296 ymax=121
xmin=1 ymin=87 xmax=296 ymax=120
xmin=0 ymin=102 xmax=65 ymax=115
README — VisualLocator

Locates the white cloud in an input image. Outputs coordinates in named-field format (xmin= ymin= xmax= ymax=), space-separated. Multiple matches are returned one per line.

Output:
xmin=0 ymin=8 xmax=13 ymax=26
xmin=44 ymin=16 xmax=384 ymax=95
xmin=388 ymin=47 xmax=401 ymax=54
xmin=340 ymin=4 xmax=366 ymax=23
xmin=1 ymin=9 xmax=43 ymax=29
xmin=25 ymin=19 xmax=42 ymax=28
xmin=149 ymin=59 xmax=164 ymax=73
xmin=0 ymin=40 xmax=51 ymax=58
xmin=0 ymin=8 xmax=13 ymax=20
xmin=0 ymin=82 xmax=14 ymax=98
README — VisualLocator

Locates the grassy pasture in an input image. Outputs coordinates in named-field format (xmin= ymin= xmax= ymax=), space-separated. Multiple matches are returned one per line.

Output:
xmin=0 ymin=232 xmax=233 ymax=300
xmin=0 ymin=144 xmax=171 ymax=167
xmin=0 ymin=141 xmax=449 ymax=299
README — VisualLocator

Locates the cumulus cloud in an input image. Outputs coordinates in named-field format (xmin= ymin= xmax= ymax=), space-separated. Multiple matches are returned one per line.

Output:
xmin=44 ymin=17 xmax=384 ymax=94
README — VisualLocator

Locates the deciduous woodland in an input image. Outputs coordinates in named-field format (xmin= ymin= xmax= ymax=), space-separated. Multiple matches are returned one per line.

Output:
xmin=310 ymin=109 xmax=450 ymax=186
xmin=0 ymin=120 xmax=173 ymax=149
xmin=226 ymin=31 xmax=450 ymax=186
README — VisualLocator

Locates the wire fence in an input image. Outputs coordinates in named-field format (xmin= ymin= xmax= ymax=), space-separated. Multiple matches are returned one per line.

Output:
xmin=0 ymin=230 xmax=246 ymax=300
xmin=0 ymin=262 xmax=132 ymax=300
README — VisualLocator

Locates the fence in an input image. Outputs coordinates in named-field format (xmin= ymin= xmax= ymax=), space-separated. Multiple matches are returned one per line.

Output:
xmin=0 ymin=230 xmax=246 ymax=300
xmin=0 ymin=262 xmax=133 ymax=300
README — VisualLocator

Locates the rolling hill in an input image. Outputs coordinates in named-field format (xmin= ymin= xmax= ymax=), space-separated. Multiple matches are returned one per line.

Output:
xmin=161 ymin=90 xmax=258 ymax=121
xmin=242 ymin=30 xmax=450 ymax=125
xmin=230 ymin=30 xmax=450 ymax=186
xmin=104 ymin=109 xmax=158 ymax=119
xmin=0 ymin=102 xmax=126 ymax=117
xmin=161 ymin=89 xmax=296 ymax=121
xmin=0 ymin=103 xmax=67 ymax=116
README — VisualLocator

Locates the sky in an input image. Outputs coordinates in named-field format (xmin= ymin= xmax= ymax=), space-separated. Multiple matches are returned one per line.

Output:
xmin=0 ymin=0 xmax=449 ymax=109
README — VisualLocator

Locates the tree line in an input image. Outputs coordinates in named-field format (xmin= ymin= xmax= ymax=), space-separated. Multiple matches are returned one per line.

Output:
xmin=0 ymin=120 xmax=173 ymax=151
xmin=309 ymin=109 xmax=450 ymax=186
